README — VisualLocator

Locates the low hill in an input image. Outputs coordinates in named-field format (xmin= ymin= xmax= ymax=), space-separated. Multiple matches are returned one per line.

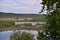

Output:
xmin=0 ymin=12 xmax=45 ymax=18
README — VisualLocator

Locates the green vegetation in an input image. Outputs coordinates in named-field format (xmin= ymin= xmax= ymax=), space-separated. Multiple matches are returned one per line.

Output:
xmin=37 ymin=0 xmax=60 ymax=40
xmin=0 ymin=20 xmax=45 ymax=31
xmin=10 ymin=31 xmax=34 ymax=40
xmin=37 ymin=31 xmax=47 ymax=40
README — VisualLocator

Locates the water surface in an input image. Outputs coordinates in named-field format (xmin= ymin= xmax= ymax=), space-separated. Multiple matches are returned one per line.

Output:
xmin=0 ymin=30 xmax=38 ymax=40
xmin=15 ymin=22 xmax=46 ymax=25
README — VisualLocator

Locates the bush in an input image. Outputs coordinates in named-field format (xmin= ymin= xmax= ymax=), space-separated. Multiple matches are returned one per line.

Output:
xmin=10 ymin=31 xmax=34 ymax=40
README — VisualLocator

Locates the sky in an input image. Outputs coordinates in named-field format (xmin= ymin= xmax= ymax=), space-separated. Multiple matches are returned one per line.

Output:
xmin=0 ymin=0 xmax=42 ymax=14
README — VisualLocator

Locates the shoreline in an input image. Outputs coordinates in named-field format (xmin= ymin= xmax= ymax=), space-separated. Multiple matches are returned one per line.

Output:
xmin=0 ymin=28 xmax=42 ymax=31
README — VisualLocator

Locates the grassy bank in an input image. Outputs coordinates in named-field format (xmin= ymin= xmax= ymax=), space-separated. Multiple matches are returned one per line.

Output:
xmin=0 ymin=20 xmax=45 ymax=31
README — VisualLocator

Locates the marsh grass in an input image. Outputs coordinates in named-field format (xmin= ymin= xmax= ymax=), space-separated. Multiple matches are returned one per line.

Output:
xmin=0 ymin=20 xmax=45 ymax=31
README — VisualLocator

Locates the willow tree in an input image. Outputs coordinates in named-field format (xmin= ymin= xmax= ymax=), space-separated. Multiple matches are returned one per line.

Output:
xmin=38 ymin=0 xmax=60 ymax=40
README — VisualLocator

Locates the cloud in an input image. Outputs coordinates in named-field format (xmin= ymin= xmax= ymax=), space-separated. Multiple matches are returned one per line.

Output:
xmin=0 ymin=0 xmax=42 ymax=14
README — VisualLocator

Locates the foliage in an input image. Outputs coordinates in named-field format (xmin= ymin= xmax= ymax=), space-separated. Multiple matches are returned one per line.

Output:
xmin=37 ymin=0 xmax=60 ymax=40
xmin=10 ymin=31 xmax=34 ymax=40
xmin=37 ymin=31 xmax=47 ymax=40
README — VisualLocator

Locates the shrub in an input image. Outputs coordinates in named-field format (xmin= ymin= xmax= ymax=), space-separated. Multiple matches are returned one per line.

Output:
xmin=10 ymin=31 xmax=34 ymax=40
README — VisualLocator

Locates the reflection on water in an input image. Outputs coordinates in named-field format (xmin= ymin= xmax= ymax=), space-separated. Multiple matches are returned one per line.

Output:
xmin=0 ymin=31 xmax=13 ymax=40
xmin=0 ymin=30 xmax=38 ymax=40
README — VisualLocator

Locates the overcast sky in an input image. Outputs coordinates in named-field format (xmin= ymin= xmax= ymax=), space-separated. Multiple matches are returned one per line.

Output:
xmin=0 ymin=0 xmax=42 ymax=14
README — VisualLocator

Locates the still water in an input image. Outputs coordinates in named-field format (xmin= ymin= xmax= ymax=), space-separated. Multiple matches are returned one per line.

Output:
xmin=15 ymin=22 xmax=46 ymax=25
xmin=0 ymin=30 xmax=38 ymax=40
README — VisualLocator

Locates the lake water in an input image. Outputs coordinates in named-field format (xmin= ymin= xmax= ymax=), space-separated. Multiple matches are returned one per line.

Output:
xmin=0 ymin=30 xmax=39 ymax=40
xmin=15 ymin=22 xmax=46 ymax=25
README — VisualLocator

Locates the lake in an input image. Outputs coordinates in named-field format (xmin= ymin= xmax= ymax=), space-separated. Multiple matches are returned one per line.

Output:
xmin=0 ymin=30 xmax=40 ymax=40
